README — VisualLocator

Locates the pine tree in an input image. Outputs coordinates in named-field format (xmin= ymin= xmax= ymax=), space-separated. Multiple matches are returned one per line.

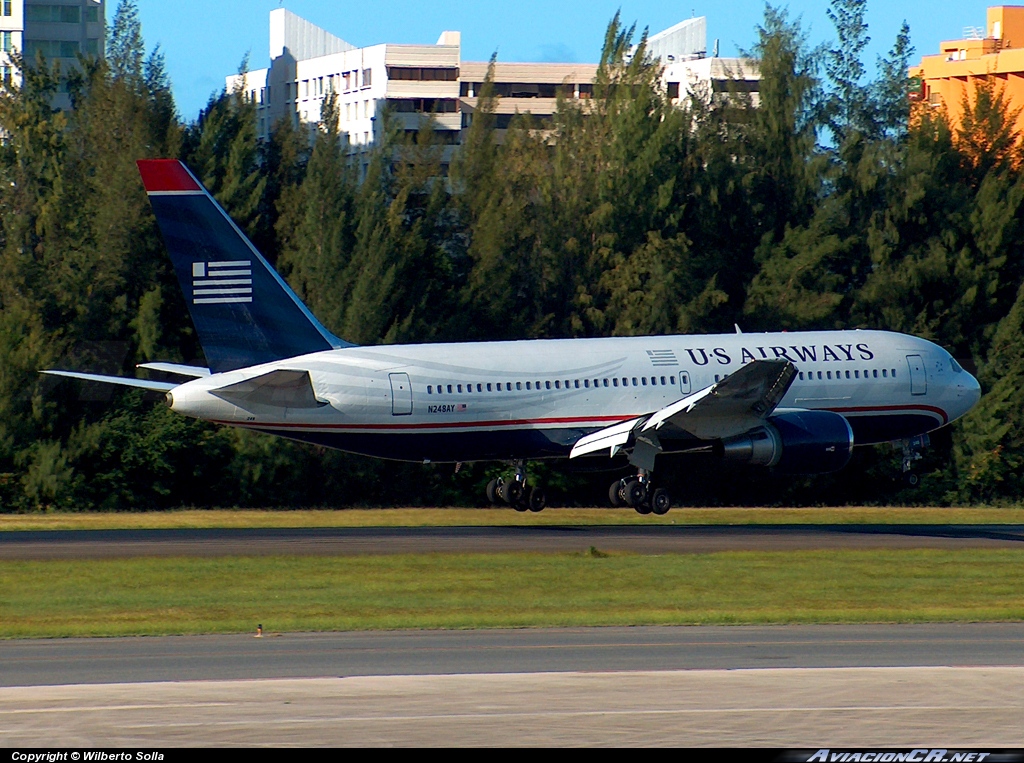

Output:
xmin=824 ymin=0 xmax=871 ymax=143
xmin=873 ymin=22 xmax=914 ymax=141
xmin=955 ymin=280 xmax=1024 ymax=500
xmin=182 ymin=66 xmax=265 ymax=238
xmin=276 ymin=93 xmax=356 ymax=332
xmin=956 ymin=76 xmax=1022 ymax=183
xmin=107 ymin=0 xmax=145 ymax=88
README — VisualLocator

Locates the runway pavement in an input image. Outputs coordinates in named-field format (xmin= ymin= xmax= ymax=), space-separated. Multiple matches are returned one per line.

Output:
xmin=5 ymin=623 xmax=1024 ymax=687
xmin=4 ymin=625 xmax=1024 ymax=745
xmin=2 ymin=523 xmax=1023 ymax=559
xmin=4 ymin=526 xmax=1023 ymax=745
xmin=5 ymin=667 xmax=1024 ymax=746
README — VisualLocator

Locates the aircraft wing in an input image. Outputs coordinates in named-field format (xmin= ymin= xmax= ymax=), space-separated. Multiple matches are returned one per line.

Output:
xmin=569 ymin=359 xmax=796 ymax=459
xmin=642 ymin=358 xmax=796 ymax=439
xmin=41 ymin=370 xmax=178 ymax=392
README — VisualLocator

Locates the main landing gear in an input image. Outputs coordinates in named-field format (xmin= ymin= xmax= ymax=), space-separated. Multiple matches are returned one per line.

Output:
xmin=607 ymin=429 xmax=672 ymax=515
xmin=486 ymin=461 xmax=546 ymax=512
xmin=897 ymin=434 xmax=930 ymax=487
xmin=608 ymin=472 xmax=672 ymax=515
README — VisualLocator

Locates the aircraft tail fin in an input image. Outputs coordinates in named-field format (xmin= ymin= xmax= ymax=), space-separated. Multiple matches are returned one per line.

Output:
xmin=136 ymin=160 xmax=351 ymax=373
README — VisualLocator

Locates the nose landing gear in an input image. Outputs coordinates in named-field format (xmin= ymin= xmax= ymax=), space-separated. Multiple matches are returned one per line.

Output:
xmin=897 ymin=434 xmax=930 ymax=487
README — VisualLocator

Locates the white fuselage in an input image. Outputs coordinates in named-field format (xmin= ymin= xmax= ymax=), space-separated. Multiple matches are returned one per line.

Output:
xmin=167 ymin=329 xmax=981 ymax=463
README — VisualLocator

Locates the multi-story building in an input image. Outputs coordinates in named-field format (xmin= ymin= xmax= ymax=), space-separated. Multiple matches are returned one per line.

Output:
xmin=0 ymin=0 xmax=104 ymax=109
xmin=910 ymin=5 xmax=1024 ymax=135
xmin=228 ymin=9 xmax=759 ymax=171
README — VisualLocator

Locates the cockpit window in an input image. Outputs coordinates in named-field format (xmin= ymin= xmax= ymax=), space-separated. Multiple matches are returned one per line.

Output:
xmin=950 ymin=356 xmax=964 ymax=373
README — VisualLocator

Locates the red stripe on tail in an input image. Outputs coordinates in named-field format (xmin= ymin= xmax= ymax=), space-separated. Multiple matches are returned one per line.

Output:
xmin=136 ymin=159 xmax=201 ymax=193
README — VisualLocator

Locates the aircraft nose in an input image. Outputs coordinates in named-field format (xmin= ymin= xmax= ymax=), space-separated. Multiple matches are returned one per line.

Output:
xmin=959 ymin=370 xmax=981 ymax=411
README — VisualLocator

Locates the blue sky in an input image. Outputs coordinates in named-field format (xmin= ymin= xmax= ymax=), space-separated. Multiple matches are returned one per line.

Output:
xmin=131 ymin=0 xmax=992 ymax=121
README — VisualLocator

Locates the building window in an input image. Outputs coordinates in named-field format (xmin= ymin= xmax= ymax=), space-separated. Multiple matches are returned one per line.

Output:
xmin=362 ymin=68 xmax=372 ymax=87
xmin=667 ymin=82 xmax=680 ymax=99
xmin=25 ymin=40 xmax=83 ymax=58
xmin=385 ymin=98 xmax=458 ymax=114
xmin=711 ymin=79 xmax=760 ymax=94
xmin=0 ymin=65 xmax=10 ymax=86
xmin=85 ymin=6 xmax=99 ymax=23
xmin=2 ymin=1 xmax=10 ymax=17
xmin=27 ymin=5 xmax=82 ymax=23
xmin=387 ymin=66 xmax=459 ymax=81
xmin=0 ymin=32 xmax=11 ymax=53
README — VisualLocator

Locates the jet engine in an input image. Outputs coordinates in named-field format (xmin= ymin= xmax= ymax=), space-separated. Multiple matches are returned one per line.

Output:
xmin=718 ymin=410 xmax=855 ymax=474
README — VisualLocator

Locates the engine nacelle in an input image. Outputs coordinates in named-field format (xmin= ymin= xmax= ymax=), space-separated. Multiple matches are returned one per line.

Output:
xmin=718 ymin=410 xmax=855 ymax=475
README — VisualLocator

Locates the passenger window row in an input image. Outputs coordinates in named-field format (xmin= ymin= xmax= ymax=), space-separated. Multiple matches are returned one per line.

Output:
xmin=426 ymin=375 xmax=679 ymax=395
xmin=797 ymin=368 xmax=897 ymax=381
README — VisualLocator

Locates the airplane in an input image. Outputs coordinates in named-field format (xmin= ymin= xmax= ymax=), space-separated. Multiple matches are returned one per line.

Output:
xmin=42 ymin=160 xmax=982 ymax=514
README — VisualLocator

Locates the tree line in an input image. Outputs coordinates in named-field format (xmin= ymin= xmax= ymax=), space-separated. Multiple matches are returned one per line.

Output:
xmin=0 ymin=0 xmax=1021 ymax=511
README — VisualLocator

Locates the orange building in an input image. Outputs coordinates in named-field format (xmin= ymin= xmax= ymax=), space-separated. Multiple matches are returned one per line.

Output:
xmin=910 ymin=5 xmax=1024 ymax=133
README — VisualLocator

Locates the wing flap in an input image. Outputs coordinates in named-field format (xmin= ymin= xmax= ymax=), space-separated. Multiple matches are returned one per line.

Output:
xmin=210 ymin=369 xmax=326 ymax=409
xmin=569 ymin=417 xmax=643 ymax=459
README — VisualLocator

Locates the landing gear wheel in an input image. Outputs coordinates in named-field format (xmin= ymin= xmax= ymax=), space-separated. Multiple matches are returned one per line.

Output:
xmin=624 ymin=479 xmax=647 ymax=508
xmin=608 ymin=480 xmax=624 ymax=508
xmin=528 ymin=487 xmax=546 ymax=512
xmin=634 ymin=501 xmax=652 ymax=515
xmin=486 ymin=478 xmax=500 ymax=505
xmin=651 ymin=488 xmax=671 ymax=515
xmin=904 ymin=472 xmax=920 ymax=487
xmin=500 ymin=479 xmax=524 ymax=506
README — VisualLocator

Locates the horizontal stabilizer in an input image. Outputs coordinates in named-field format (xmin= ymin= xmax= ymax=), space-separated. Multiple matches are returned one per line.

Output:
xmin=41 ymin=370 xmax=178 ymax=392
xmin=137 ymin=362 xmax=211 ymax=378
xmin=210 ymin=369 xmax=326 ymax=409
xmin=569 ymin=417 xmax=643 ymax=459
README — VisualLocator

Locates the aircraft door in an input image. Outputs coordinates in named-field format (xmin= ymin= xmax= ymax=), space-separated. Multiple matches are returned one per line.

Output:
xmin=678 ymin=371 xmax=691 ymax=395
xmin=389 ymin=372 xmax=413 ymax=415
xmin=906 ymin=355 xmax=927 ymax=396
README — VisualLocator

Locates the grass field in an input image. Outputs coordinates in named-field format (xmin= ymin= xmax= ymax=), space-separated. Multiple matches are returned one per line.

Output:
xmin=2 ymin=548 xmax=1023 ymax=638
xmin=0 ymin=506 xmax=1021 ymax=531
